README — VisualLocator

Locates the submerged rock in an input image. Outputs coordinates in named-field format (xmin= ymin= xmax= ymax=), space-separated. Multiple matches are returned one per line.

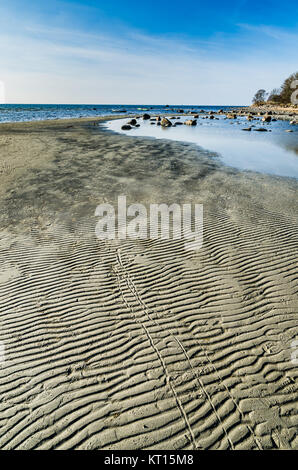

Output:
xmin=184 ymin=119 xmax=197 ymax=126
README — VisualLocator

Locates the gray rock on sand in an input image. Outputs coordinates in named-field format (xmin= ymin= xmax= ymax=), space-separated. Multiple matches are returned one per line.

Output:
xmin=161 ymin=118 xmax=172 ymax=127
xmin=184 ymin=119 xmax=197 ymax=126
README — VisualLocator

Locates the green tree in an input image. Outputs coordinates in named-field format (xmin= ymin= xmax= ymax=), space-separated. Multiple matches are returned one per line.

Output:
xmin=278 ymin=72 xmax=298 ymax=104
xmin=267 ymin=88 xmax=282 ymax=103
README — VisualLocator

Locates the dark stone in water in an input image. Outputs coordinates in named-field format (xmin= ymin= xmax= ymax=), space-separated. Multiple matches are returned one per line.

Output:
xmin=121 ymin=124 xmax=132 ymax=130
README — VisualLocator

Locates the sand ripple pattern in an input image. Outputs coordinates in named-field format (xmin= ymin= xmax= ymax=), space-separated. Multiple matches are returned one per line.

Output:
xmin=0 ymin=125 xmax=297 ymax=449
xmin=0 ymin=208 xmax=297 ymax=450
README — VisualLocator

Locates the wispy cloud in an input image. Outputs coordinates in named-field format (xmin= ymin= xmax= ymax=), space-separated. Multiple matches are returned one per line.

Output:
xmin=0 ymin=9 xmax=297 ymax=104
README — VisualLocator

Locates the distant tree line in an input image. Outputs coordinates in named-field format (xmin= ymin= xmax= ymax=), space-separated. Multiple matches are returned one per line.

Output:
xmin=252 ymin=72 xmax=298 ymax=105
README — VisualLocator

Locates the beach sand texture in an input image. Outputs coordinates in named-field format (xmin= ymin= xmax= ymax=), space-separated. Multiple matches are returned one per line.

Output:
xmin=0 ymin=118 xmax=297 ymax=449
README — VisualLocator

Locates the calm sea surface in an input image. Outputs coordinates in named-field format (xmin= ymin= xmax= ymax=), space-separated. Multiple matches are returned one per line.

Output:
xmin=0 ymin=104 xmax=236 ymax=123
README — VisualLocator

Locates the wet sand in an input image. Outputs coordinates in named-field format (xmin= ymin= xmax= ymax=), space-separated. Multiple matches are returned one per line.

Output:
xmin=0 ymin=117 xmax=297 ymax=449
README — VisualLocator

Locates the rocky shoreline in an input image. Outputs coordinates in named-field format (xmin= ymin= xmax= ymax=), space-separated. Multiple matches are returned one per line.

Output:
xmin=120 ymin=104 xmax=298 ymax=132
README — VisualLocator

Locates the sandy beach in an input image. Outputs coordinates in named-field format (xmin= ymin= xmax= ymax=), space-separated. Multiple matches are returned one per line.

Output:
xmin=0 ymin=117 xmax=297 ymax=450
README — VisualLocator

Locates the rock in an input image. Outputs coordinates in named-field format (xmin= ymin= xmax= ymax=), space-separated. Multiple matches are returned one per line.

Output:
xmin=242 ymin=127 xmax=252 ymax=131
xmin=161 ymin=117 xmax=172 ymax=127
xmin=226 ymin=113 xmax=237 ymax=119
xmin=135 ymin=124 xmax=140 ymax=127
xmin=143 ymin=114 xmax=150 ymax=120
xmin=253 ymin=128 xmax=268 ymax=132
xmin=121 ymin=124 xmax=132 ymax=130
xmin=285 ymin=129 xmax=293 ymax=132
xmin=209 ymin=115 xmax=215 ymax=119
xmin=175 ymin=122 xmax=183 ymax=125
xmin=128 ymin=119 xmax=137 ymax=126
xmin=262 ymin=115 xmax=271 ymax=122
xmin=157 ymin=122 xmax=161 ymax=126
xmin=184 ymin=119 xmax=197 ymax=126
xmin=290 ymin=120 xmax=297 ymax=125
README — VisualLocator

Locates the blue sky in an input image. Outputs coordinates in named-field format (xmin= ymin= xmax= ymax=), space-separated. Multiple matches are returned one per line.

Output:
xmin=0 ymin=0 xmax=297 ymax=104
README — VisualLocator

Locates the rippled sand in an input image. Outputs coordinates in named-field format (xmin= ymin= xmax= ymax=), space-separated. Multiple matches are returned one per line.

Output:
xmin=0 ymin=117 xmax=297 ymax=449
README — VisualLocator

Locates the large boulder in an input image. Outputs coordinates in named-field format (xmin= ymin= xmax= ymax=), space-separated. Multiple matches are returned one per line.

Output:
xmin=161 ymin=118 xmax=172 ymax=127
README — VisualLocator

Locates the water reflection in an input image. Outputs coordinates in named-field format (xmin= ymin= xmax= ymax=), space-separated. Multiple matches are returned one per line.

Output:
xmin=106 ymin=115 xmax=298 ymax=179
